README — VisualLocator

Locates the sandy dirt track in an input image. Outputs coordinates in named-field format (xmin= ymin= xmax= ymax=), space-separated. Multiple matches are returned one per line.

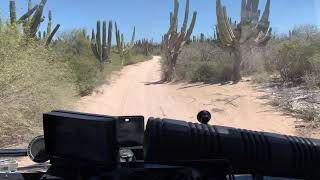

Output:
xmin=76 ymin=56 xmax=298 ymax=135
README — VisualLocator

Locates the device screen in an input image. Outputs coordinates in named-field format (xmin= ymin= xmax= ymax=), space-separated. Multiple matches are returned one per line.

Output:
xmin=44 ymin=112 xmax=117 ymax=164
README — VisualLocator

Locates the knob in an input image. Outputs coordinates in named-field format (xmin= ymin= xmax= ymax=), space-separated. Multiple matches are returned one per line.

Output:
xmin=197 ymin=110 xmax=211 ymax=124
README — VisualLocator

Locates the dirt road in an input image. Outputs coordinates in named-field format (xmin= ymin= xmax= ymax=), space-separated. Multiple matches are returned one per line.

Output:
xmin=76 ymin=56 xmax=298 ymax=135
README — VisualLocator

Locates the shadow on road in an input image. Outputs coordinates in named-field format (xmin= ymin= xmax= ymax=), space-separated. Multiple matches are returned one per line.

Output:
xmin=144 ymin=80 xmax=168 ymax=86
xmin=176 ymin=81 xmax=234 ymax=90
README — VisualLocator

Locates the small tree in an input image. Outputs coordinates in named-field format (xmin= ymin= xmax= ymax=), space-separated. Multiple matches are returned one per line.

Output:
xmin=215 ymin=0 xmax=272 ymax=82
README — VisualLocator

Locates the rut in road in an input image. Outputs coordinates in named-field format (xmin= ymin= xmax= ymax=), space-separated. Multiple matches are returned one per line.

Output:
xmin=76 ymin=56 xmax=298 ymax=135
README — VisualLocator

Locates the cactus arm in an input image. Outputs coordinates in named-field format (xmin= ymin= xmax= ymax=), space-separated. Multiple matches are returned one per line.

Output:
xmin=121 ymin=33 xmax=125 ymax=50
xmin=216 ymin=0 xmax=234 ymax=46
xmin=91 ymin=29 xmax=95 ymax=43
xmin=181 ymin=0 xmax=189 ymax=34
xmin=47 ymin=10 xmax=52 ymax=35
xmin=10 ymin=0 xmax=17 ymax=24
xmin=240 ymin=0 xmax=246 ymax=23
xmin=252 ymin=0 xmax=259 ymax=14
xmin=116 ymin=30 xmax=121 ymax=53
xmin=102 ymin=21 xmax=107 ymax=48
xmin=115 ymin=22 xmax=121 ymax=54
xmin=170 ymin=12 xmax=173 ymax=28
xmin=222 ymin=7 xmax=236 ymax=40
xmin=246 ymin=0 xmax=253 ymax=20
xmin=96 ymin=21 xmax=102 ymax=60
xmin=17 ymin=5 xmax=39 ymax=24
xmin=91 ymin=29 xmax=100 ymax=59
xmin=115 ymin=22 xmax=118 ymax=35
xmin=102 ymin=21 xmax=107 ymax=61
xmin=185 ymin=11 xmax=197 ymax=41
xmin=252 ymin=0 xmax=260 ymax=23
xmin=257 ymin=0 xmax=270 ymax=32
xmin=102 ymin=47 xmax=108 ymax=62
xmin=107 ymin=21 xmax=112 ymax=57
xmin=28 ymin=0 xmax=33 ymax=13
xmin=29 ymin=0 xmax=48 ymax=37
xmin=260 ymin=0 xmax=270 ymax=23
xmin=129 ymin=26 xmax=136 ymax=48
xmin=45 ymin=24 xmax=60 ymax=46
xmin=171 ymin=0 xmax=179 ymax=37
xmin=255 ymin=27 xmax=272 ymax=46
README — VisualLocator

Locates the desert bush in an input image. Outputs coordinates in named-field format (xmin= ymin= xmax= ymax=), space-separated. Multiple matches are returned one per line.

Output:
xmin=170 ymin=42 xmax=233 ymax=83
xmin=304 ymin=52 xmax=320 ymax=88
xmin=263 ymin=40 xmax=281 ymax=73
xmin=0 ymin=26 xmax=77 ymax=146
xmin=252 ymin=71 xmax=272 ymax=84
xmin=53 ymin=30 xmax=100 ymax=96
xmin=190 ymin=61 xmax=233 ymax=83
xmin=275 ymin=40 xmax=311 ymax=82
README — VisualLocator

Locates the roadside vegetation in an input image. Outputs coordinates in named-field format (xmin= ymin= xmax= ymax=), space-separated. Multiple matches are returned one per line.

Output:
xmin=160 ymin=0 xmax=320 ymax=137
xmin=1 ymin=0 xmax=319 ymax=146
xmin=0 ymin=0 xmax=153 ymax=147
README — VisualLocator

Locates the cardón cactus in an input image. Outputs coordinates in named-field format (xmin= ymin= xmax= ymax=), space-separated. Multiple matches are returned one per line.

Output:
xmin=91 ymin=20 xmax=113 ymax=70
xmin=47 ymin=10 xmax=52 ymax=35
xmin=9 ymin=0 xmax=16 ymax=24
xmin=45 ymin=10 xmax=60 ymax=46
xmin=162 ymin=0 xmax=197 ymax=81
xmin=115 ymin=22 xmax=136 ymax=65
xmin=9 ymin=0 xmax=60 ymax=46
xmin=215 ymin=0 xmax=272 ymax=81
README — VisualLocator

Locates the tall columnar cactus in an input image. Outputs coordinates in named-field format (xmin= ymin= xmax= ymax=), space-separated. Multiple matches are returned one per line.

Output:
xmin=8 ymin=0 xmax=59 ymax=45
xmin=0 ymin=17 xmax=2 ymax=32
xmin=115 ymin=22 xmax=122 ymax=56
xmin=9 ymin=0 xmax=17 ymax=24
xmin=114 ymin=22 xmax=136 ymax=65
xmin=43 ymin=10 xmax=60 ymax=46
xmin=141 ymin=39 xmax=154 ymax=56
xmin=91 ymin=20 xmax=113 ymax=70
xmin=162 ymin=0 xmax=197 ymax=81
xmin=28 ymin=0 xmax=32 ymax=22
xmin=29 ymin=0 xmax=47 ymax=37
xmin=102 ymin=21 xmax=108 ymax=62
xmin=47 ymin=10 xmax=52 ymax=35
xmin=38 ymin=31 xmax=42 ymax=39
xmin=45 ymin=24 xmax=60 ymax=46
xmin=200 ymin=33 xmax=205 ymax=42
xmin=107 ymin=21 xmax=113 ymax=56
xmin=215 ymin=0 xmax=272 ymax=81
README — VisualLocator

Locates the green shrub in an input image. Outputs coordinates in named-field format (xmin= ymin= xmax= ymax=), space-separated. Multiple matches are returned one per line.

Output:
xmin=0 ymin=26 xmax=77 ymax=146
xmin=276 ymin=41 xmax=311 ymax=82
xmin=191 ymin=62 xmax=232 ymax=83
xmin=123 ymin=53 xmax=135 ymax=66
xmin=304 ymin=53 xmax=320 ymax=88
xmin=168 ymin=42 xmax=233 ymax=83
xmin=53 ymin=30 xmax=99 ymax=96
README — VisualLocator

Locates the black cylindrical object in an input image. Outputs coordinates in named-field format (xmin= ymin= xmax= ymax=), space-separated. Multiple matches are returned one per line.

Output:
xmin=144 ymin=118 xmax=320 ymax=179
